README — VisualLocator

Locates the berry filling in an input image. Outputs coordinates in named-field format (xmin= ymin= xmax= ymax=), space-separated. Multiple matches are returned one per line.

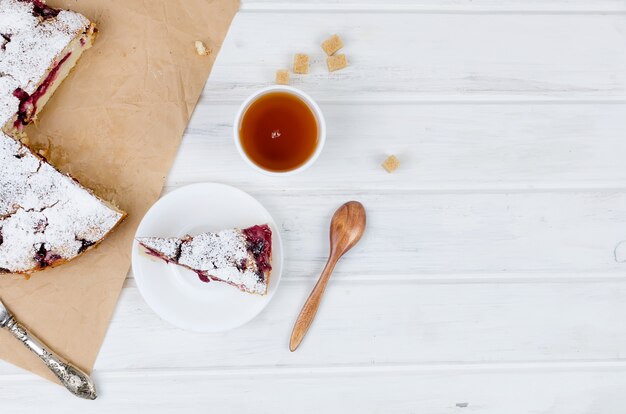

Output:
xmin=141 ymin=242 xmax=182 ymax=265
xmin=196 ymin=272 xmax=211 ymax=283
xmin=34 ymin=243 xmax=61 ymax=268
xmin=242 ymin=224 xmax=272 ymax=278
xmin=13 ymin=52 xmax=72 ymax=130
xmin=195 ymin=270 xmax=256 ymax=293
xmin=143 ymin=247 xmax=171 ymax=262
xmin=22 ymin=0 xmax=60 ymax=19
xmin=77 ymin=238 xmax=95 ymax=254
xmin=1 ymin=33 xmax=11 ymax=51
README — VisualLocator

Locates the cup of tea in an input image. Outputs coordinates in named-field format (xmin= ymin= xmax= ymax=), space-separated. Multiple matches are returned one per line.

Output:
xmin=233 ymin=85 xmax=326 ymax=175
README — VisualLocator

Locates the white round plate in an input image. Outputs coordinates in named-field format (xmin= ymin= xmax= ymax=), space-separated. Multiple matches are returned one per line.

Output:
xmin=132 ymin=183 xmax=283 ymax=332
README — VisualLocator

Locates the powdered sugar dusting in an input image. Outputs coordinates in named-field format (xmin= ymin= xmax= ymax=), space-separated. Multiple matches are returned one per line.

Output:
xmin=180 ymin=230 xmax=249 ymax=270
xmin=0 ymin=0 xmax=91 ymax=126
xmin=0 ymin=132 xmax=124 ymax=272
xmin=137 ymin=227 xmax=272 ymax=295
xmin=137 ymin=237 xmax=181 ymax=262
xmin=0 ymin=76 xmax=19 ymax=129
xmin=0 ymin=2 xmax=125 ymax=273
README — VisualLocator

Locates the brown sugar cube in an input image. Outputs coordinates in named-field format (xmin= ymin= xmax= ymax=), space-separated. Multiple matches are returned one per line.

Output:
xmin=382 ymin=155 xmax=400 ymax=173
xmin=321 ymin=34 xmax=344 ymax=56
xmin=293 ymin=53 xmax=310 ymax=74
xmin=327 ymin=54 xmax=348 ymax=72
xmin=275 ymin=69 xmax=289 ymax=85
xmin=194 ymin=40 xmax=211 ymax=56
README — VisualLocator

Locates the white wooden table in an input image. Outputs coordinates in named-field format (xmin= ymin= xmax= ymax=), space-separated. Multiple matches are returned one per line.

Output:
xmin=3 ymin=0 xmax=626 ymax=412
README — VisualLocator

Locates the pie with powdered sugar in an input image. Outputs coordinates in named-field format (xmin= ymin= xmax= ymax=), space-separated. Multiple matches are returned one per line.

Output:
xmin=137 ymin=224 xmax=273 ymax=295
xmin=0 ymin=0 xmax=126 ymax=274
xmin=0 ymin=0 xmax=98 ymax=133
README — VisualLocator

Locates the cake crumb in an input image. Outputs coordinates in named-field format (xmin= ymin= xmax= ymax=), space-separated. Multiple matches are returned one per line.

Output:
xmin=382 ymin=155 xmax=400 ymax=173
xmin=321 ymin=34 xmax=344 ymax=56
xmin=275 ymin=69 xmax=289 ymax=85
xmin=327 ymin=54 xmax=348 ymax=72
xmin=293 ymin=53 xmax=310 ymax=74
xmin=194 ymin=40 xmax=211 ymax=56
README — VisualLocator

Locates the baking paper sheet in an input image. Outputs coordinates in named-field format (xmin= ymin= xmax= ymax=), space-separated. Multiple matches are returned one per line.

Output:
xmin=0 ymin=0 xmax=239 ymax=383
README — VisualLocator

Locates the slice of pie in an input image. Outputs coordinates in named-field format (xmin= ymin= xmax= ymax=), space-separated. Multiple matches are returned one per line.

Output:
xmin=0 ymin=131 xmax=126 ymax=273
xmin=0 ymin=0 xmax=98 ymax=134
xmin=137 ymin=224 xmax=273 ymax=295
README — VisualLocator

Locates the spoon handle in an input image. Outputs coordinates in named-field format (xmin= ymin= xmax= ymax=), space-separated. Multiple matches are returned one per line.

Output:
xmin=289 ymin=258 xmax=337 ymax=351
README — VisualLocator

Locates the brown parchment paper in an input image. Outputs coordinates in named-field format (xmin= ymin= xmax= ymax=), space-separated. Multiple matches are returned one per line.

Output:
xmin=0 ymin=0 xmax=239 ymax=383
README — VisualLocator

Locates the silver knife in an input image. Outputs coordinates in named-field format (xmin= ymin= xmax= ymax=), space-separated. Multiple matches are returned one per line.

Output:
xmin=0 ymin=298 xmax=97 ymax=400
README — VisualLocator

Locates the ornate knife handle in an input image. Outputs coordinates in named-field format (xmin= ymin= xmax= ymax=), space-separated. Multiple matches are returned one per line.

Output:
xmin=3 ymin=315 xmax=97 ymax=400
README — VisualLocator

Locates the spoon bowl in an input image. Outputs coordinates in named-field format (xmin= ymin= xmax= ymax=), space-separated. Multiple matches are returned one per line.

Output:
xmin=329 ymin=201 xmax=367 ymax=257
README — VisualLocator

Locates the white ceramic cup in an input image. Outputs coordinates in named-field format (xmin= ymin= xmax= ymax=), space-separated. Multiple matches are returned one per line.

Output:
xmin=233 ymin=85 xmax=326 ymax=176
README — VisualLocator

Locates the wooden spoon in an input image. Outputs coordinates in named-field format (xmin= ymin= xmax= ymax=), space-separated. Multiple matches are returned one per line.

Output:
xmin=289 ymin=201 xmax=367 ymax=352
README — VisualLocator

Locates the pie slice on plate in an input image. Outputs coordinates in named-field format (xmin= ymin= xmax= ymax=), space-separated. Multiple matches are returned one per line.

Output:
xmin=137 ymin=224 xmax=273 ymax=295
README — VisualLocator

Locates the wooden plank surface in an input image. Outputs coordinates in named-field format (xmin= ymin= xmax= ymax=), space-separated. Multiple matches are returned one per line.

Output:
xmin=1 ymin=0 xmax=625 ymax=412
xmin=120 ymin=190 xmax=626 ymax=278
xmin=4 ymin=365 xmax=626 ymax=413
xmin=204 ymin=13 xmax=626 ymax=102
xmin=241 ymin=0 xmax=626 ymax=12
xmin=172 ymin=103 xmax=626 ymax=189
xmin=99 ymin=280 xmax=626 ymax=370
